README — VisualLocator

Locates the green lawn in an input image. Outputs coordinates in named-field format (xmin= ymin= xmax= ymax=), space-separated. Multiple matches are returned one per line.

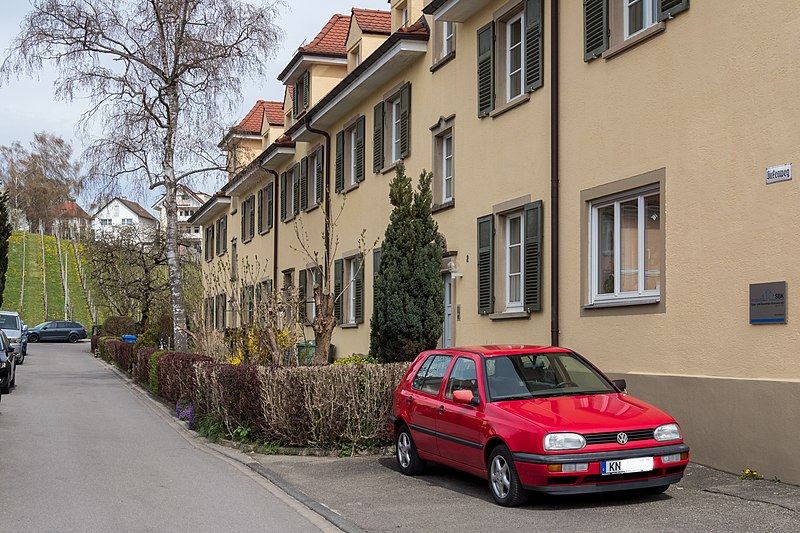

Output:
xmin=63 ymin=240 xmax=93 ymax=329
xmin=21 ymin=232 xmax=45 ymax=326
xmin=2 ymin=231 xmax=25 ymax=313
xmin=43 ymin=235 xmax=66 ymax=321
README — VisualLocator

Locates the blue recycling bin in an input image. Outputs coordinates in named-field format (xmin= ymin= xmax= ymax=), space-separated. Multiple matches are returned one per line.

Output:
xmin=122 ymin=334 xmax=137 ymax=344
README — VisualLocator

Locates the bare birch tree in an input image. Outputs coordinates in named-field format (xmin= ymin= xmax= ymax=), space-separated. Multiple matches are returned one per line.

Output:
xmin=1 ymin=0 xmax=284 ymax=350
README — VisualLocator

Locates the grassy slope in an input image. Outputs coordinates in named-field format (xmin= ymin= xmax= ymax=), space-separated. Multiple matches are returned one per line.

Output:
xmin=43 ymin=235 xmax=65 ymax=321
xmin=2 ymin=231 xmax=24 ymax=313
xmin=63 ymin=240 xmax=93 ymax=328
xmin=21 ymin=232 xmax=45 ymax=326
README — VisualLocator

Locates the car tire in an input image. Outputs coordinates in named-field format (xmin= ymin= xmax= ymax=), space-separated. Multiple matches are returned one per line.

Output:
xmin=68 ymin=333 xmax=79 ymax=343
xmin=396 ymin=425 xmax=426 ymax=476
xmin=10 ymin=372 xmax=15 ymax=388
xmin=28 ymin=333 xmax=39 ymax=343
xmin=17 ymin=352 xmax=24 ymax=365
xmin=488 ymin=445 xmax=528 ymax=507
xmin=1 ymin=382 xmax=9 ymax=394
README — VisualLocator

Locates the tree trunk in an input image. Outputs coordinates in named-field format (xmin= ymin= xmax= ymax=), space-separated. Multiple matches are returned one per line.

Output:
xmin=312 ymin=289 xmax=335 ymax=364
xmin=163 ymin=88 xmax=188 ymax=351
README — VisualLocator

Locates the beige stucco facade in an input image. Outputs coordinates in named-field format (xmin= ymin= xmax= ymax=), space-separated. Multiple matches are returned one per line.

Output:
xmin=192 ymin=0 xmax=800 ymax=484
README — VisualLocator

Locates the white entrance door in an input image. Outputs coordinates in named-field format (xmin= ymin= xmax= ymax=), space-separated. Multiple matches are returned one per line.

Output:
xmin=442 ymin=273 xmax=453 ymax=348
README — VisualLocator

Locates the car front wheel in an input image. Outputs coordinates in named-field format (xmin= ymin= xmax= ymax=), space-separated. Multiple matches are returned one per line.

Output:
xmin=28 ymin=333 xmax=39 ymax=343
xmin=16 ymin=352 xmax=24 ymax=365
xmin=488 ymin=445 xmax=528 ymax=507
xmin=68 ymin=333 xmax=79 ymax=343
xmin=396 ymin=425 xmax=426 ymax=475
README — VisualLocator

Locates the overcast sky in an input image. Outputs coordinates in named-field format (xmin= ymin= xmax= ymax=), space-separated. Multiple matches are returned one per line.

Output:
xmin=0 ymin=0 xmax=388 ymax=207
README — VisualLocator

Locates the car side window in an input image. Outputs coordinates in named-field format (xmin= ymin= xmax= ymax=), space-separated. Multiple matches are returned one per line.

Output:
xmin=444 ymin=357 xmax=478 ymax=400
xmin=412 ymin=357 xmax=434 ymax=391
xmin=419 ymin=355 xmax=452 ymax=396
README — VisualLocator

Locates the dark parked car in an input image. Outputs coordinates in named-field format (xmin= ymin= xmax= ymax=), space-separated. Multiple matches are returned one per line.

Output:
xmin=27 ymin=321 xmax=87 ymax=343
xmin=0 ymin=330 xmax=16 ymax=394
xmin=392 ymin=345 xmax=690 ymax=506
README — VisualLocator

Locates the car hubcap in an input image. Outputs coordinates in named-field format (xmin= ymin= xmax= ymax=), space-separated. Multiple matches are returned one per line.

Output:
xmin=397 ymin=432 xmax=412 ymax=468
xmin=491 ymin=456 xmax=510 ymax=499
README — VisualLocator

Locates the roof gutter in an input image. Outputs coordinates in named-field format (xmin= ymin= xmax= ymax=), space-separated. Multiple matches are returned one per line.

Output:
xmin=550 ymin=0 xmax=560 ymax=347
xmin=303 ymin=113 xmax=332 ymax=285
xmin=260 ymin=167 xmax=280 ymax=284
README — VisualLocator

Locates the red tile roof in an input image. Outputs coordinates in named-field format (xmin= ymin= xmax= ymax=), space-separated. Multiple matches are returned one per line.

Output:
xmin=299 ymin=14 xmax=351 ymax=55
xmin=119 ymin=198 xmax=157 ymax=221
xmin=51 ymin=201 xmax=90 ymax=220
xmin=351 ymin=8 xmax=391 ymax=35
xmin=233 ymin=100 xmax=270 ymax=135
xmin=263 ymin=101 xmax=284 ymax=126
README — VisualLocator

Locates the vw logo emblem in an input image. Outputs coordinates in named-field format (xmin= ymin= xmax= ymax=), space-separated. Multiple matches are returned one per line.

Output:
xmin=616 ymin=432 xmax=629 ymax=445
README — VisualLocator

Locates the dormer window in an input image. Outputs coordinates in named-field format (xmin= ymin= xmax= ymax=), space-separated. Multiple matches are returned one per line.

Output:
xmin=293 ymin=71 xmax=310 ymax=118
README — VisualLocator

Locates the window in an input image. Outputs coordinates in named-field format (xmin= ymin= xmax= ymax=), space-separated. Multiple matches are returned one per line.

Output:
xmin=258 ymin=182 xmax=274 ymax=234
xmin=112 ymin=205 xmax=120 ymax=217
xmin=432 ymin=116 xmax=455 ymax=208
xmin=444 ymin=357 xmax=478 ymax=400
xmin=293 ymin=71 xmax=309 ymax=118
xmin=100 ymin=218 xmax=111 ymax=226
xmin=215 ymin=294 xmax=227 ymax=331
xmin=230 ymin=240 xmax=237 ymax=281
xmin=298 ymin=266 xmax=319 ymax=323
xmin=589 ymin=185 xmax=661 ymax=305
xmin=477 ymin=0 xmax=543 ymax=117
xmin=333 ymin=255 xmax=364 ymax=326
xmin=373 ymin=84 xmax=411 ymax=172
xmin=335 ymin=116 xmax=365 ymax=192
xmin=584 ymin=0 xmax=689 ymax=60
xmin=204 ymin=225 xmax=215 ymax=262
xmin=241 ymin=194 xmax=255 ymax=241
xmin=411 ymin=354 xmax=453 ymax=396
xmin=307 ymin=146 xmax=323 ymax=207
xmin=280 ymin=165 xmax=301 ymax=221
xmin=121 ymin=218 xmax=133 ymax=225
xmin=215 ymin=216 xmax=227 ymax=256
xmin=432 ymin=20 xmax=457 ymax=69
xmin=442 ymin=134 xmax=453 ymax=202
xmin=477 ymin=200 xmax=543 ymax=316
xmin=240 ymin=285 xmax=255 ymax=326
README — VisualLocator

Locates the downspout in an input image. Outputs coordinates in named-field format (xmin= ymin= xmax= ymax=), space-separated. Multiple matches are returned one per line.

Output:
xmin=261 ymin=167 xmax=280 ymax=284
xmin=550 ymin=0 xmax=560 ymax=347
xmin=304 ymin=114 xmax=332 ymax=284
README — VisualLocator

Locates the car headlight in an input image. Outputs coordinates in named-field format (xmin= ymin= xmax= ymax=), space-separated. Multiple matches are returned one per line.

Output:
xmin=654 ymin=423 xmax=682 ymax=442
xmin=9 ymin=337 xmax=18 ymax=343
xmin=544 ymin=433 xmax=586 ymax=451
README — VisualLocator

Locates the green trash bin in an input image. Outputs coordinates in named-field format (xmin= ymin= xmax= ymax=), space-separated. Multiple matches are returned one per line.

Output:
xmin=296 ymin=341 xmax=316 ymax=365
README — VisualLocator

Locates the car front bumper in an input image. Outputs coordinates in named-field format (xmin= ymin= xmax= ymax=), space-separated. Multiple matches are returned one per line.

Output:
xmin=512 ymin=443 xmax=690 ymax=494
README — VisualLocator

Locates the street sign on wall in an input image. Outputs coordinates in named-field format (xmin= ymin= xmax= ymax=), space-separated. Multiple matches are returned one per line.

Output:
xmin=765 ymin=163 xmax=792 ymax=184
xmin=750 ymin=281 xmax=787 ymax=324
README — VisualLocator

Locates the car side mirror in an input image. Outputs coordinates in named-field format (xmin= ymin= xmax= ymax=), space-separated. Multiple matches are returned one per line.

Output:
xmin=22 ymin=325 xmax=28 ymax=333
xmin=612 ymin=379 xmax=627 ymax=392
xmin=453 ymin=389 xmax=480 ymax=406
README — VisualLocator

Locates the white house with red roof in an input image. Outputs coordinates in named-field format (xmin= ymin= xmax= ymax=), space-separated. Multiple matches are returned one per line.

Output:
xmin=92 ymin=197 xmax=158 ymax=238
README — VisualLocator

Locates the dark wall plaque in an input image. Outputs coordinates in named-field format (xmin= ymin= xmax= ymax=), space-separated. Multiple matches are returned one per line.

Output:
xmin=750 ymin=282 xmax=787 ymax=324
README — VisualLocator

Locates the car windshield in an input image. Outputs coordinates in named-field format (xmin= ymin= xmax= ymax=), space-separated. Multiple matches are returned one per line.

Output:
xmin=34 ymin=322 xmax=50 ymax=329
xmin=0 ymin=315 xmax=20 ymax=330
xmin=485 ymin=352 xmax=616 ymax=401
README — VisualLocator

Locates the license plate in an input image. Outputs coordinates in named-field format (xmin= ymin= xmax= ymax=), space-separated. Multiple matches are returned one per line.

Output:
xmin=601 ymin=457 xmax=654 ymax=475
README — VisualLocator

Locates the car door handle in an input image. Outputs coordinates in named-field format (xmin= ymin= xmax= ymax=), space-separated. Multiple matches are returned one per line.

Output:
xmin=436 ymin=406 xmax=445 ymax=414
xmin=405 ymin=397 xmax=413 ymax=404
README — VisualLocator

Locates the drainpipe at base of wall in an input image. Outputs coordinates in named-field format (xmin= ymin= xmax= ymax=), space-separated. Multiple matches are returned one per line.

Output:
xmin=550 ymin=0 xmax=560 ymax=347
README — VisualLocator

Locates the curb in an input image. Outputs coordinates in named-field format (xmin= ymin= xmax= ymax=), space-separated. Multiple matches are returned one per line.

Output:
xmin=94 ymin=354 xmax=367 ymax=533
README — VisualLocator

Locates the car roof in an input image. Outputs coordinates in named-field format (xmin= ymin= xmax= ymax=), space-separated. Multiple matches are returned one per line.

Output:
xmin=441 ymin=345 xmax=573 ymax=357
xmin=0 ymin=311 xmax=20 ymax=317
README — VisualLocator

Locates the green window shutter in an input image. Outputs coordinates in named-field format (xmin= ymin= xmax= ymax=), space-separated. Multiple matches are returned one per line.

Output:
xmin=524 ymin=0 xmax=544 ymax=92
xmin=298 ymin=269 xmax=307 ymax=322
xmin=658 ymin=0 xmax=689 ymax=21
xmin=241 ymin=201 xmax=246 ymax=240
xmin=315 ymin=146 xmax=324 ymax=203
xmin=266 ymin=183 xmax=274 ymax=230
xmin=334 ymin=259 xmax=343 ymax=324
xmin=292 ymin=82 xmax=299 ymax=117
xmin=257 ymin=189 xmax=263 ymax=233
xmin=300 ymin=156 xmax=309 ymax=211
xmin=248 ymin=195 xmax=255 ymax=239
xmin=373 ymin=248 xmax=381 ymax=281
xmin=280 ymin=172 xmax=287 ymax=221
xmin=524 ymin=200 xmax=543 ymax=312
xmin=477 ymin=214 xmax=494 ymax=315
xmin=373 ymin=102 xmax=384 ymax=172
xmin=355 ymin=256 xmax=364 ymax=324
xmin=335 ymin=131 xmax=344 ymax=193
xmin=355 ymin=116 xmax=365 ymax=183
xmin=221 ymin=216 xmax=227 ymax=252
xmin=584 ymin=0 xmax=608 ymax=61
xmin=302 ymin=71 xmax=310 ymax=109
xmin=292 ymin=164 xmax=300 ymax=216
xmin=477 ymin=22 xmax=495 ymax=117
xmin=399 ymin=83 xmax=411 ymax=159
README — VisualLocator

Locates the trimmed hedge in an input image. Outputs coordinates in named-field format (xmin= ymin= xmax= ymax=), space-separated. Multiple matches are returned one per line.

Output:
xmin=102 ymin=316 xmax=136 ymax=337
xmin=111 ymin=344 xmax=411 ymax=450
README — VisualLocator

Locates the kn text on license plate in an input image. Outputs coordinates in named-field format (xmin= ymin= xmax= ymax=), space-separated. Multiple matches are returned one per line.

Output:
xmin=601 ymin=457 xmax=654 ymax=475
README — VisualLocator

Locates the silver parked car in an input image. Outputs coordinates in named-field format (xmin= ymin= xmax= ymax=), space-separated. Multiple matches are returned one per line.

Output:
xmin=0 ymin=311 xmax=26 ymax=365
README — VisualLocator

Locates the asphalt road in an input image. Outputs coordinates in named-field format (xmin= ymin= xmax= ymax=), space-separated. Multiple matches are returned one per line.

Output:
xmin=0 ymin=341 xmax=337 ymax=533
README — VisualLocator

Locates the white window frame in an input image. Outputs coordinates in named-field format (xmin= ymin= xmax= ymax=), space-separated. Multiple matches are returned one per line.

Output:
xmin=442 ymin=133 xmax=453 ymax=202
xmin=624 ymin=0 xmax=658 ymax=39
xmin=505 ymin=212 xmax=524 ymax=311
xmin=442 ymin=21 xmax=455 ymax=57
xmin=506 ymin=12 xmax=524 ymax=102
xmin=309 ymin=150 xmax=319 ymax=205
xmin=308 ymin=268 xmax=318 ymax=321
xmin=350 ymin=128 xmax=358 ymax=186
xmin=391 ymin=98 xmax=402 ymax=163
xmin=589 ymin=185 xmax=660 ymax=305
xmin=289 ymin=167 xmax=298 ymax=215
xmin=346 ymin=257 xmax=357 ymax=324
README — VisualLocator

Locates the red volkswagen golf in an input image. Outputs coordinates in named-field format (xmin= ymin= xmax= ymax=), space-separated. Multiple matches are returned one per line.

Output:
xmin=391 ymin=345 xmax=689 ymax=506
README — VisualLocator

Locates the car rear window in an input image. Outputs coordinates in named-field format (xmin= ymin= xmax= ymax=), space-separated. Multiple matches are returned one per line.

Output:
xmin=412 ymin=354 xmax=452 ymax=396
xmin=0 ymin=315 xmax=19 ymax=329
